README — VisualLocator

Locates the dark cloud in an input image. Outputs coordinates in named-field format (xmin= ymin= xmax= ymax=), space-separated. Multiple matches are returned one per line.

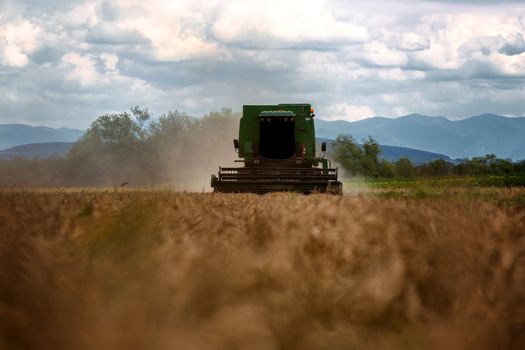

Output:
xmin=86 ymin=23 xmax=149 ymax=46
xmin=499 ymin=33 xmax=525 ymax=56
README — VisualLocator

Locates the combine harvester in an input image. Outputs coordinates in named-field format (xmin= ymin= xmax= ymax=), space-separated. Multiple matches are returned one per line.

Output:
xmin=211 ymin=103 xmax=342 ymax=194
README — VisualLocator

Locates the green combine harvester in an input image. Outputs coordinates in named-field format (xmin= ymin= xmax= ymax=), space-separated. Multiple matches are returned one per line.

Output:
xmin=211 ymin=103 xmax=343 ymax=194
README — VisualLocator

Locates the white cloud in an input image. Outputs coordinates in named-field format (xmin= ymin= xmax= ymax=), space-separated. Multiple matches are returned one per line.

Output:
xmin=100 ymin=53 xmax=118 ymax=71
xmin=378 ymin=68 xmax=425 ymax=80
xmin=114 ymin=0 xmax=224 ymax=61
xmin=459 ymin=32 xmax=525 ymax=57
xmin=59 ymin=2 xmax=99 ymax=28
xmin=388 ymin=31 xmax=430 ymax=52
xmin=363 ymin=41 xmax=407 ymax=66
xmin=213 ymin=0 xmax=368 ymax=47
xmin=60 ymin=50 xmax=164 ymax=102
xmin=0 ymin=19 xmax=41 ymax=67
xmin=61 ymin=52 xmax=101 ymax=85
xmin=323 ymin=103 xmax=374 ymax=122
xmin=482 ymin=51 xmax=525 ymax=76
xmin=414 ymin=11 xmax=525 ymax=70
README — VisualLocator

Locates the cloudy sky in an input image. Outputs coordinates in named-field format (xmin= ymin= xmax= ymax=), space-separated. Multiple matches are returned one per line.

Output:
xmin=1 ymin=0 xmax=525 ymax=128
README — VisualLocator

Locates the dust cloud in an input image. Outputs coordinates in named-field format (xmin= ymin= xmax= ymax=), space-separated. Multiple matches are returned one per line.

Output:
xmin=161 ymin=117 xmax=238 ymax=192
xmin=0 ymin=112 xmax=239 ymax=189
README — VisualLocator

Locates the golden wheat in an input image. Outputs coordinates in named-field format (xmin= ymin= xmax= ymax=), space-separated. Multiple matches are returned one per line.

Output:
xmin=1 ymin=190 xmax=524 ymax=350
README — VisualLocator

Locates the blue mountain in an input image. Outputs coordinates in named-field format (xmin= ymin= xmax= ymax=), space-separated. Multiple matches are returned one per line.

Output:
xmin=0 ymin=142 xmax=74 ymax=160
xmin=317 ymin=137 xmax=453 ymax=165
xmin=316 ymin=114 xmax=525 ymax=160
xmin=0 ymin=124 xmax=84 ymax=150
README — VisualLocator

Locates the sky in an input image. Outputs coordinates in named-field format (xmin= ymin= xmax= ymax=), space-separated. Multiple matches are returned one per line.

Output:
xmin=1 ymin=0 xmax=525 ymax=128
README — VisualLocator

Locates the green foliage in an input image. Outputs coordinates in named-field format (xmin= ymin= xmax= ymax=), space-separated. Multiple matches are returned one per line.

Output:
xmin=148 ymin=110 xmax=192 ymax=144
xmin=417 ymin=159 xmax=454 ymax=177
xmin=330 ymin=133 xmax=524 ymax=181
xmin=330 ymin=135 xmax=383 ymax=177
xmin=69 ymin=107 xmax=151 ymax=159
xmin=378 ymin=159 xmax=395 ymax=178
xmin=362 ymin=137 xmax=382 ymax=177
xmin=351 ymin=175 xmax=525 ymax=189
xmin=330 ymin=135 xmax=364 ymax=175
xmin=131 ymin=106 xmax=152 ymax=129
xmin=515 ymin=160 xmax=525 ymax=174
xmin=394 ymin=157 xmax=415 ymax=178
xmin=459 ymin=154 xmax=515 ymax=176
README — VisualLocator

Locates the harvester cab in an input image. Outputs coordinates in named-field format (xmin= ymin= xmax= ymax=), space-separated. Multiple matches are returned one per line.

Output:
xmin=211 ymin=103 xmax=343 ymax=194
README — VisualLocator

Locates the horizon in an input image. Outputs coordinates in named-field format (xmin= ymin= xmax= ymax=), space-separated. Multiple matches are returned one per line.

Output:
xmin=3 ymin=111 xmax=525 ymax=130
xmin=2 ymin=108 xmax=525 ymax=161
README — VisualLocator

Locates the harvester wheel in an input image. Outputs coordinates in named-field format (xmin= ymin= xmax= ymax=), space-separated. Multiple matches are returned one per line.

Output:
xmin=210 ymin=174 xmax=218 ymax=189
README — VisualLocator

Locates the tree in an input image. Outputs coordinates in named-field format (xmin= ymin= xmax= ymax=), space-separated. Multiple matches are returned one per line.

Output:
xmin=417 ymin=159 xmax=453 ymax=177
xmin=330 ymin=135 xmax=364 ymax=176
xmin=362 ymin=137 xmax=382 ymax=177
xmin=489 ymin=158 xmax=514 ymax=175
xmin=515 ymin=160 xmax=525 ymax=175
xmin=65 ymin=107 xmax=155 ymax=185
xmin=329 ymin=135 xmax=384 ymax=178
xmin=378 ymin=159 xmax=395 ymax=178
xmin=394 ymin=157 xmax=415 ymax=178
xmin=148 ymin=110 xmax=192 ymax=145
xmin=131 ymin=106 xmax=152 ymax=131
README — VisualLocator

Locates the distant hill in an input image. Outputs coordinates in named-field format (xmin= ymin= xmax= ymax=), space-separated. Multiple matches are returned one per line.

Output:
xmin=4 ymin=138 xmax=452 ymax=165
xmin=0 ymin=142 xmax=74 ymax=160
xmin=316 ymin=114 xmax=525 ymax=160
xmin=0 ymin=124 xmax=84 ymax=150
xmin=379 ymin=144 xmax=453 ymax=165
xmin=318 ymin=138 xmax=453 ymax=165
xmin=2 ymin=115 xmax=524 ymax=161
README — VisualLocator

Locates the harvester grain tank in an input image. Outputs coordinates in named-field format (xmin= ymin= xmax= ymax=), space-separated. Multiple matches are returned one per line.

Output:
xmin=211 ymin=104 xmax=342 ymax=194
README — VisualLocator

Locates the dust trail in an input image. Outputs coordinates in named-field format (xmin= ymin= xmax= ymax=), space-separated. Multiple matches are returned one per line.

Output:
xmin=329 ymin=160 xmax=370 ymax=196
xmin=0 ymin=111 xmax=240 ymax=190
xmin=162 ymin=118 xmax=238 ymax=192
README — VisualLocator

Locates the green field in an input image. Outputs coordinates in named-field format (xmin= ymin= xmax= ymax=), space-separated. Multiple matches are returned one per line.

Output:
xmin=343 ymin=176 xmax=525 ymax=206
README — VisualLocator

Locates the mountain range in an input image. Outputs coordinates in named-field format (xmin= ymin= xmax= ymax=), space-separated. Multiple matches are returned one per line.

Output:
xmin=317 ymin=137 xmax=452 ymax=165
xmin=0 ymin=124 xmax=83 ymax=150
xmin=316 ymin=114 xmax=525 ymax=160
xmin=0 ymin=142 xmax=74 ymax=160
xmin=0 ymin=113 xmax=524 ymax=161
xmin=0 ymin=140 xmax=453 ymax=165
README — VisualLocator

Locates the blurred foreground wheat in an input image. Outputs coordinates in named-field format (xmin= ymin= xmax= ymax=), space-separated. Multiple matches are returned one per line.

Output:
xmin=1 ymin=191 xmax=524 ymax=350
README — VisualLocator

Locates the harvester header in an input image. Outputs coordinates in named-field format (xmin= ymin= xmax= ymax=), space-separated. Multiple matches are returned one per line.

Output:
xmin=211 ymin=103 xmax=342 ymax=194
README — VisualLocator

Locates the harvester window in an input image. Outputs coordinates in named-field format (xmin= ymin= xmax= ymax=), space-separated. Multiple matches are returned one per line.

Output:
xmin=259 ymin=117 xmax=296 ymax=159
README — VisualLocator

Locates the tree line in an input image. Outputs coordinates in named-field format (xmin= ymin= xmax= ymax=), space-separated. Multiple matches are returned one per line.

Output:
xmin=330 ymin=135 xmax=525 ymax=178
xmin=1 ymin=108 xmax=524 ymax=187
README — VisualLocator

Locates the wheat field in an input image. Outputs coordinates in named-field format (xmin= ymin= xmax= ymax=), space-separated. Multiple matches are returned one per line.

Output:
xmin=1 ymin=190 xmax=524 ymax=350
